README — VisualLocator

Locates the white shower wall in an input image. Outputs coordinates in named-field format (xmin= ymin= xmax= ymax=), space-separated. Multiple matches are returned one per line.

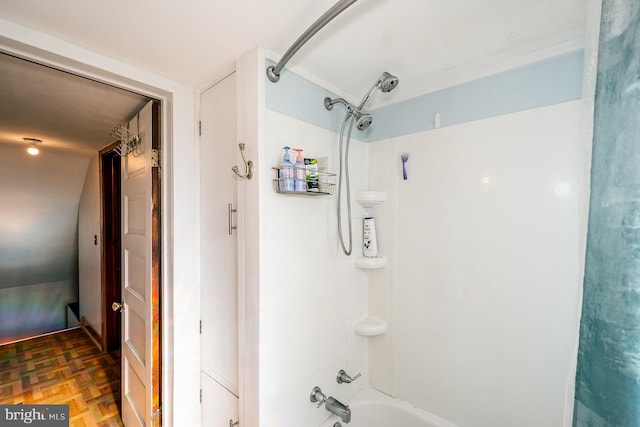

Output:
xmin=367 ymin=100 xmax=585 ymax=427
xmin=261 ymin=109 xmax=370 ymax=426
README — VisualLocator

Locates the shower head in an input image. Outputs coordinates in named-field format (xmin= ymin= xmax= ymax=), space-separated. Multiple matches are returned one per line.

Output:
xmin=354 ymin=112 xmax=373 ymax=131
xmin=357 ymin=71 xmax=400 ymax=109
xmin=324 ymin=97 xmax=371 ymax=131
xmin=378 ymin=71 xmax=399 ymax=93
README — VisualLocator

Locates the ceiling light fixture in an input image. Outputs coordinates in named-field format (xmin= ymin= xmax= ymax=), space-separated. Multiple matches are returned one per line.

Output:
xmin=23 ymin=137 xmax=42 ymax=155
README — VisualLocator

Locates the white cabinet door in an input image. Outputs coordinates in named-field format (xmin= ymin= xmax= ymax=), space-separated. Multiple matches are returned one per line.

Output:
xmin=200 ymin=73 xmax=239 ymax=422
xmin=201 ymin=372 xmax=239 ymax=427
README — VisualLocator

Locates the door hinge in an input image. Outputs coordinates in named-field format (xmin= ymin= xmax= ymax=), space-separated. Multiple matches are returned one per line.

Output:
xmin=200 ymin=389 xmax=203 ymax=403
xmin=151 ymin=149 xmax=160 ymax=168
xmin=152 ymin=407 xmax=161 ymax=421
xmin=199 ymin=120 xmax=202 ymax=136
xmin=199 ymin=320 xmax=202 ymax=334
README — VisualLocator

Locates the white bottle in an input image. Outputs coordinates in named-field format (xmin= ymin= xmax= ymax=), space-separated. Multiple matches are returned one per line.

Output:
xmin=363 ymin=217 xmax=378 ymax=257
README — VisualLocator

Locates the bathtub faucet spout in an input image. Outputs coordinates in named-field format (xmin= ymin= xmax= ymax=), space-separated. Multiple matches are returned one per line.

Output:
xmin=325 ymin=396 xmax=351 ymax=423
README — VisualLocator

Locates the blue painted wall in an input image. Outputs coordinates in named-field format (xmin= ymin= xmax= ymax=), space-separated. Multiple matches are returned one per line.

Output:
xmin=573 ymin=2 xmax=640 ymax=426
xmin=266 ymin=51 xmax=584 ymax=141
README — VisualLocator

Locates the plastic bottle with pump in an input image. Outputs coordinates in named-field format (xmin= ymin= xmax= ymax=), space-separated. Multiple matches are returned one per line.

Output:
xmin=292 ymin=148 xmax=306 ymax=192
xmin=279 ymin=146 xmax=294 ymax=192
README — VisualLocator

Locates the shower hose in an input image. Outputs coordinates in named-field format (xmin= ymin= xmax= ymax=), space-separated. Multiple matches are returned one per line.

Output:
xmin=337 ymin=111 xmax=356 ymax=256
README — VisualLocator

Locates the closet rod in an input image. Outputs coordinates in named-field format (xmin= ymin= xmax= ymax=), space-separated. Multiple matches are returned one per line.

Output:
xmin=266 ymin=0 xmax=358 ymax=83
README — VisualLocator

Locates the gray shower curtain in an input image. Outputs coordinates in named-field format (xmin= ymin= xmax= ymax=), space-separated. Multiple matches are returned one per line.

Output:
xmin=573 ymin=1 xmax=640 ymax=426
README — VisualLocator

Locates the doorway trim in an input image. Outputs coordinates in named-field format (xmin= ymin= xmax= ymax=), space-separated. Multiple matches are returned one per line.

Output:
xmin=0 ymin=22 xmax=201 ymax=427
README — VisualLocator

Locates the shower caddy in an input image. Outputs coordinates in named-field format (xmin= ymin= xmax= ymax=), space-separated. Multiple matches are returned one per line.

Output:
xmin=354 ymin=190 xmax=387 ymax=336
xmin=271 ymin=167 xmax=336 ymax=195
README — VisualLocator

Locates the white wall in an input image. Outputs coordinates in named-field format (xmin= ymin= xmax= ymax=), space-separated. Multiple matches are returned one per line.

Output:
xmin=368 ymin=101 xmax=585 ymax=427
xmin=0 ymin=280 xmax=78 ymax=343
xmin=261 ymin=109 xmax=370 ymax=427
xmin=78 ymin=155 xmax=102 ymax=335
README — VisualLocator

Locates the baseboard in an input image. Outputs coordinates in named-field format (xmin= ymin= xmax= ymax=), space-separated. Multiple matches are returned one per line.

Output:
xmin=0 ymin=326 xmax=81 ymax=347
xmin=80 ymin=317 xmax=103 ymax=352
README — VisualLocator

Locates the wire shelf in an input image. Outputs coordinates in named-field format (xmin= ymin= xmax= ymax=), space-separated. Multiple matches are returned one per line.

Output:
xmin=272 ymin=167 xmax=335 ymax=195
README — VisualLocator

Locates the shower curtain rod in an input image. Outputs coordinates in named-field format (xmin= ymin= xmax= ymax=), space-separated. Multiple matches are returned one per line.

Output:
xmin=266 ymin=0 xmax=358 ymax=83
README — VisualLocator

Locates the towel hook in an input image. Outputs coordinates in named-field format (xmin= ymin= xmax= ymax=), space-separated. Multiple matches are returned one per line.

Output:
xmin=232 ymin=143 xmax=253 ymax=180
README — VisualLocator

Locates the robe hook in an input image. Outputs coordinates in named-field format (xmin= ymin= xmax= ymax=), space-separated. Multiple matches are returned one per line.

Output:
xmin=232 ymin=143 xmax=254 ymax=180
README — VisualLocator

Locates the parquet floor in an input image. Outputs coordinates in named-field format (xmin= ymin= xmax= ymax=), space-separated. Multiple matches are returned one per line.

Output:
xmin=0 ymin=328 xmax=123 ymax=427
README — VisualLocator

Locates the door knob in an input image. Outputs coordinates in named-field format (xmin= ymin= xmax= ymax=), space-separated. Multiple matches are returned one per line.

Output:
xmin=112 ymin=302 xmax=124 ymax=312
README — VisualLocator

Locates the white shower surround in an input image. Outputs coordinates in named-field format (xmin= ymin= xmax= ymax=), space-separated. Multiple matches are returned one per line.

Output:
xmin=259 ymin=42 xmax=587 ymax=425
xmin=367 ymin=100 xmax=585 ymax=427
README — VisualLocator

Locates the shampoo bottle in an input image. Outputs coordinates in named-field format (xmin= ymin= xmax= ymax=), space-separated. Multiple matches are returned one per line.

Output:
xmin=292 ymin=148 xmax=306 ymax=192
xmin=279 ymin=146 xmax=294 ymax=192
xmin=363 ymin=216 xmax=378 ymax=257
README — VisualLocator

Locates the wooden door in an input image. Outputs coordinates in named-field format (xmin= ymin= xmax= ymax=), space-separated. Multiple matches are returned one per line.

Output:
xmin=120 ymin=100 xmax=161 ymax=426
xmin=200 ymin=73 xmax=239 ymax=425
xmin=101 ymin=145 xmax=122 ymax=352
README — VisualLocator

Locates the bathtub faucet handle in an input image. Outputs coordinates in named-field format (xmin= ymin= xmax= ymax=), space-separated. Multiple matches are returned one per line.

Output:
xmin=337 ymin=369 xmax=361 ymax=384
xmin=310 ymin=386 xmax=327 ymax=408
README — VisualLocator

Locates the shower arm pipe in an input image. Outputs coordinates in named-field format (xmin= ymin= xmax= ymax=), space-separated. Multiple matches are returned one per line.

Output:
xmin=266 ymin=0 xmax=358 ymax=83
xmin=324 ymin=97 xmax=354 ymax=112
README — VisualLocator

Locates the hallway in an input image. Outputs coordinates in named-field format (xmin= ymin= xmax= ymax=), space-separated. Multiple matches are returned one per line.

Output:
xmin=0 ymin=327 xmax=122 ymax=426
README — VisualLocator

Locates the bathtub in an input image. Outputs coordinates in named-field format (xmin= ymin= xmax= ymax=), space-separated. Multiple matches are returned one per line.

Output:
xmin=318 ymin=387 xmax=458 ymax=427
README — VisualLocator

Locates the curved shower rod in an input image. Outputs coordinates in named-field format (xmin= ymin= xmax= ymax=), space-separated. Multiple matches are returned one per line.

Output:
xmin=266 ymin=0 xmax=358 ymax=83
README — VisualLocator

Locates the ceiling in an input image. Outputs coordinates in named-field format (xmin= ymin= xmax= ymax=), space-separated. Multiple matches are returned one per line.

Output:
xmin=0 ymin=53 xmax=150 ymax=155
xmin=1 ymin=0 xmax=586 ymax=110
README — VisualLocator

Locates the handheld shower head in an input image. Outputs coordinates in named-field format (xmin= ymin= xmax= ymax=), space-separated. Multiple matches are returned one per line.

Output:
xmin=357 ymin=71 xmax=400 ymax=109
xmin=378 ymin=71 xmax=399 ymax=93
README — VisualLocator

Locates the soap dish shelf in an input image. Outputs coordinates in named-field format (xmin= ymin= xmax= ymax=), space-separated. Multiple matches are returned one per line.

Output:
xmin=272 ymin=167 xmax=336 ymax=195
xmin=355 ymin=191 xmax=387 ymax=210
xmin=355 ymin=256 xmax=387 ymax=270
xmin=355 ymin=318 xmax=387 ymax=336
